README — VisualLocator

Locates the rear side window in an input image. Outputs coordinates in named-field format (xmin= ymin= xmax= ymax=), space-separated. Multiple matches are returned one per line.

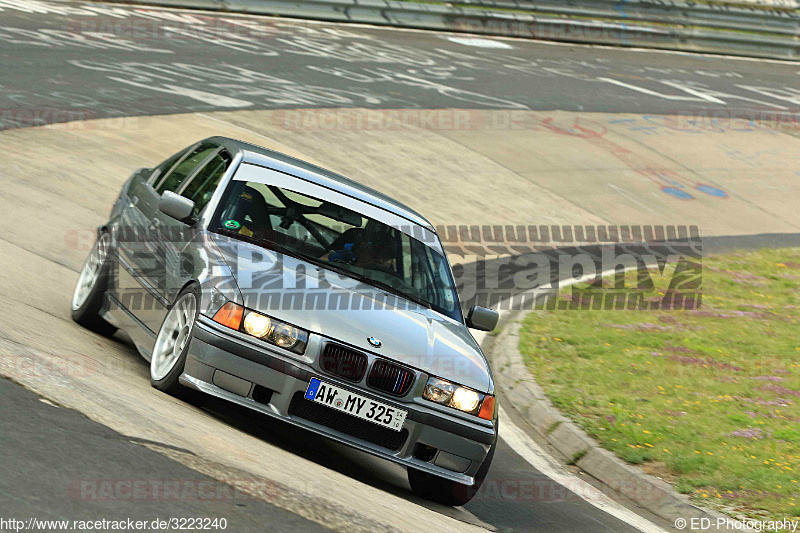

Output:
xmin=156 ymin=142 xmax=217 ymax=195
xmin=181 ymin=150 xmax=232 ymax=217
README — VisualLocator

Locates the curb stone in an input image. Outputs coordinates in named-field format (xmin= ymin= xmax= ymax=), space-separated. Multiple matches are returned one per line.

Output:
xmin=487 ymin=316 xmax=746 ymax=532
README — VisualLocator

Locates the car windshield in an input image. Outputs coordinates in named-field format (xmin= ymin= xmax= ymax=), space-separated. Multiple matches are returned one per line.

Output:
xmin=210 ymin=177 xmax=462 ymax=321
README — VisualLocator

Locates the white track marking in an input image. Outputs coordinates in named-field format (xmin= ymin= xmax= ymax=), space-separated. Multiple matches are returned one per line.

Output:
xmin=499 ymin=407 xmax=669 ymax=533
xmin=658 ymin=79 xmax=728 ymax=104
xmin=445 ymin=36 xmax=513 ymax=49
xmin=597 ymin=77 xmax=708 ymax=102
xmin=737 ymin=84 xmax=800 ymax=105
xmin=108 ymin=77 xmax=253 ymax=107
xmin=608 ymin=183 xmax=659 ymax=214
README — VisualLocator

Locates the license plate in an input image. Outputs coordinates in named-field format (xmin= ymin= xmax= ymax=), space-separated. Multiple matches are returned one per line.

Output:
xmin=304 ymin=378 xmax=407 ymax=432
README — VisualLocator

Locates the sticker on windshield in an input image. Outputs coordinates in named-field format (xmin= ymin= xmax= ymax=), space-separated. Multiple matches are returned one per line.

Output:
xmin=224 ymin=219 xmax=241 ymax=230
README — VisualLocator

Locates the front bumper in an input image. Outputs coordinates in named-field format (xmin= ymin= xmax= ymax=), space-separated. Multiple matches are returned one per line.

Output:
xmin=181 ymin=317 xmax=497 ymax=484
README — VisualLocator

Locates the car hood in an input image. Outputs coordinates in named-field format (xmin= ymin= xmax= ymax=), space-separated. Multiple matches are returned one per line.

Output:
xmin=210 ymin=235 xmax=492 ymax=393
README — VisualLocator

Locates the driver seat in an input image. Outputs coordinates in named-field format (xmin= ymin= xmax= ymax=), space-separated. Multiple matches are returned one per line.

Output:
xmin=226 ymin=185 xmax=275 ymax=241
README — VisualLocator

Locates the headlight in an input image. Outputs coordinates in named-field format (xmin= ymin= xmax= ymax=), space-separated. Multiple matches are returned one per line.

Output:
xmin=243 ymin=311 xmax=272 ymax=338
xmin=423 ymin=378 xmax=455 ymax=404
xmin=213 ymin=303 xmax=308 ymax=354
xmin=451 ymin=387 xmax=480 ymax=412
xmin=422 ymin=376 xmax=494 ymax=419
xmin=272 ymin=322 xmax=300 ymax=349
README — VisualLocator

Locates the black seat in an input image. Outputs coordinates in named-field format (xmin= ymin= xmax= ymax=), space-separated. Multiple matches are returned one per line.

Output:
xmin=327 ymin=227 xmax=368 ymax=253
xmin=220 ymin=185 xmax=275 ymax=241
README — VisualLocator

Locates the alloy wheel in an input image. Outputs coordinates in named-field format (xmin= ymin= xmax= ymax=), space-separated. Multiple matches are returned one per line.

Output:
xmin=151 ymin=292 xmax=197 ymax=381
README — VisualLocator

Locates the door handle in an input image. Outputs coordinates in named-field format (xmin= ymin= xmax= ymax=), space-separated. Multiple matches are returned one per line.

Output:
xmin=129 ymin=195 xmax=138 ymax=207
xmin=149 ymin=218 xmax=161 ymax=230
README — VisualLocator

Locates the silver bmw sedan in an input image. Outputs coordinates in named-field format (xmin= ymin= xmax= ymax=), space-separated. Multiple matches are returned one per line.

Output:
xmin=71 ymin=136 xmax=499 ymax=506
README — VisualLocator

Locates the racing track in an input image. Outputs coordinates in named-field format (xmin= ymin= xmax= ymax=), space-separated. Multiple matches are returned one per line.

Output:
xmin=1 ymin=1 xmax=800 ymax=532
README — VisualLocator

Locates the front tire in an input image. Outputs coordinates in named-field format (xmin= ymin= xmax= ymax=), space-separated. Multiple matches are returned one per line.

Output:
xmin=71 ymin=231 xmax=117 ymax=336
xmin=408 ymin=426 xmax=498 ymax=507
xmin=150 ymin=285 xmax=200 ymax=397
xmin=149 ymin=286 xmax=207 ymax=407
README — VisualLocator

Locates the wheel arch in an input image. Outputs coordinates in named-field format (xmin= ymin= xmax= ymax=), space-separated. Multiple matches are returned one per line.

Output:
xmin=173 ymin=279 xmax=200 ymax=305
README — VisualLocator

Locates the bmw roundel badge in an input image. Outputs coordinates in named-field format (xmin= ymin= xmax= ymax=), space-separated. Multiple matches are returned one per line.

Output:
xmin=367 ymin=337 xmax=382 ymax=348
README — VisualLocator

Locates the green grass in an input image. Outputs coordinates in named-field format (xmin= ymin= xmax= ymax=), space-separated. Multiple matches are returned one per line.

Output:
xmin=519 ymin=248 xmax=800 ymax=520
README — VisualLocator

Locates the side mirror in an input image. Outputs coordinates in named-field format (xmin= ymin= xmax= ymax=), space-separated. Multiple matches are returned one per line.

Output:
xmin=159 ymin=191 xmax=195 ymax=223
xmin=466 ymin=305 xmax=499 ymax=332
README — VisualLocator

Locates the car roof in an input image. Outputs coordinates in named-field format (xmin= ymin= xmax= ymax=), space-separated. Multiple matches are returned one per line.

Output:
xmin=206 ymin=136 xmax=435 ymax=231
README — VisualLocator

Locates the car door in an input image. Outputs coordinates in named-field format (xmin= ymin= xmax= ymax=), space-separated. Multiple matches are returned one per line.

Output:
xmin=156 ymin=147 xmax=233 ymax=310
xmin=118 ymin=141 xmax=218 ymax=334
xmin=115 ymin=146 xmax=188 ymax=340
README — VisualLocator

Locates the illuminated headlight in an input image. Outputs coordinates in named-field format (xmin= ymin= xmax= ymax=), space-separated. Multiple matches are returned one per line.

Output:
xmin=451 ymin=387 xmax=481 ymax=412
xmin=422 ymin=376 xmax=490 ymax=417
xmin=212 ymin=303 xmax=308 ymax=355
xmin=243 ymin=312 xmax=272 ymax=338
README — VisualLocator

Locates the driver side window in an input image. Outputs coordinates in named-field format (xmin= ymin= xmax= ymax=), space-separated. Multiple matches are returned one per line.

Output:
xmin=155 ymin=142 xmax=217 ymax=195
xmin=181 ymin=150 xmax=232 ymax=218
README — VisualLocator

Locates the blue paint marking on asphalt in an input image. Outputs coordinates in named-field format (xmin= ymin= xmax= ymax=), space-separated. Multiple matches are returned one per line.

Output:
xmin=697 ymin=184 xmax=728 ymax=198
xmin=305 ymin=378 xmax=321 ymax=400
xmin=663 ymin=186 xmax=694 ymax=200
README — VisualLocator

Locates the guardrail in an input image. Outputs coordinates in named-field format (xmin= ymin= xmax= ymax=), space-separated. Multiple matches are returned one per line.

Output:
xmin=458 ymin=0 xmax=800 ymax=36
xmin=117 ymin=0 xmax=800 ymax=60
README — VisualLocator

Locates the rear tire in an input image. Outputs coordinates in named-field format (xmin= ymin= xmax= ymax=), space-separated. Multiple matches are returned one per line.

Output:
xmin=150 ymin=285 xmax=207 ymax=406
xmin=71 ymin=232 xmax=117 ymax=337
xmin=408 ymin=423 xmax=498 ymax=507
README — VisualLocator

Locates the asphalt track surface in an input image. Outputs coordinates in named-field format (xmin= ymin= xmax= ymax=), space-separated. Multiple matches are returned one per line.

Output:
xmin=1 ymin=0 xmax=800 ymax=128
xmin=0 ymin=377 xmax=327 ymax=531
xmin=1 ymin=2 xmax=798 ymax=532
